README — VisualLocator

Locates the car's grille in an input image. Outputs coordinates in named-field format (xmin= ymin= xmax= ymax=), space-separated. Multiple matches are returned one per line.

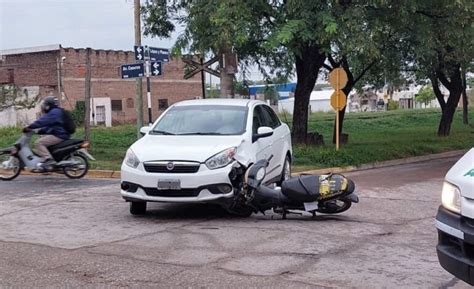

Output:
xmin=143 ymin=162 xmax=200 ymax=173
xmin=143 ymin=188 xmax=200 ymax=197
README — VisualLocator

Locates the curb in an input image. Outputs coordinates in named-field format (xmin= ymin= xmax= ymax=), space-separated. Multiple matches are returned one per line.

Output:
xmin=294 ymin=149 xmax=468 ymax=176
xmin=21 ymin=149 xmax=466 ymax=179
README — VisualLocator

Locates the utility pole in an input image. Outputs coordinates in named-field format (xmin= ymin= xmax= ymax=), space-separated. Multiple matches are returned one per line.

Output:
xmin=84 ymin=48 xmax=92 ymax=141
xmin=134 ymin=0 xmax=144 ymax=136
xmin=200 ymin=57 xmax=206 ymax=99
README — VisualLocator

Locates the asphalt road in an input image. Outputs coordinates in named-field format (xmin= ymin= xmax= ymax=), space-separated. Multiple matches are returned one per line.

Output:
xmin=0 ymin=157 xmax=469 ymax=288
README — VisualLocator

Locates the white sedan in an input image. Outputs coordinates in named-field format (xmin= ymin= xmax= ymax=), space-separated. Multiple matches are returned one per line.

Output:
xmin=121 ymin=99 xmax=292 ymax=215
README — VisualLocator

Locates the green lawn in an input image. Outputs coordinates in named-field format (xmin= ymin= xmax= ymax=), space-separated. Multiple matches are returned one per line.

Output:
xmin=0 ymin=108 xmax=472 ymax=171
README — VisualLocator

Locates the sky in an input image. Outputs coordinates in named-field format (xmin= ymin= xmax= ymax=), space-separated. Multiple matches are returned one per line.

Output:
xmin=0 ymin=0 xmax=268 ymax=82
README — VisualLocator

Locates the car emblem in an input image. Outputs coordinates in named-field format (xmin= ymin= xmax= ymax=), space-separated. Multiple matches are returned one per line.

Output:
xmin=166 ymin=162 xmax=174 ymax=171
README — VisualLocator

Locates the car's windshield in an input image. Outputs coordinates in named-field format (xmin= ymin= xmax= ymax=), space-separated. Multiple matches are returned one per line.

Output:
xmin=151 ymin=105 xmax=248 ymax=135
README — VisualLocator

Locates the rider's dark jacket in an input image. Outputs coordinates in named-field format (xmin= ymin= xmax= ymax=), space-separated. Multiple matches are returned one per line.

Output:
xmin=27 ymin=107 xmax=70 ymax=140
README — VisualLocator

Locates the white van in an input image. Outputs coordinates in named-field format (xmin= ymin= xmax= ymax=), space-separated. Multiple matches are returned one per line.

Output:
xmin=436 ymin=148 xmax=474 ymax=285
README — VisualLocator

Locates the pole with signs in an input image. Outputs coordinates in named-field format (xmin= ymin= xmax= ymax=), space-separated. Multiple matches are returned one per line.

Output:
xmin=328 ymin=67 xmax=348 ymax=150
xmin=121 ymin=46 xmax=168 ymax=125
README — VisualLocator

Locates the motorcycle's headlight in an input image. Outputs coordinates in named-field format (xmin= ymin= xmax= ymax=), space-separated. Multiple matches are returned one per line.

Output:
xmin=124 ymin=149 xmax=140 ymax=168
xmin=441 ymin=181 xmax=461 ymax=214
xmin=205 ymin=147 xmax=236 ymax=170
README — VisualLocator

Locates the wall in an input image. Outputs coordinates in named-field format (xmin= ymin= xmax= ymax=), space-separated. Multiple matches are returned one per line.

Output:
xmin=60 ymin=47 xmax=202 ymax=124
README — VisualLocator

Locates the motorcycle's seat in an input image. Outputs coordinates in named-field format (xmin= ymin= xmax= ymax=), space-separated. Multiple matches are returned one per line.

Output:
xmin=48 ymin=139 xmax=84 ymax=151
xmin=281 ymin=175 xmax=321 ymax=202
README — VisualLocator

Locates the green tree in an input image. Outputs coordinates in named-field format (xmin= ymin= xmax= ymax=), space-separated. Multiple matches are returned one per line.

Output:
xmin=394 ymin=0 xmax=474 ymax=136
xmin=142 ymin=0 xmax=270 ymax=98
xmin=415 ymin=86 xmax=436 ymax=106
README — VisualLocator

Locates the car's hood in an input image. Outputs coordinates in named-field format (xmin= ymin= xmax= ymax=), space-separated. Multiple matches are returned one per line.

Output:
xmin=131 ymin=135 xmax=244 ymax=163
xmin=446 ymin=148 xmax=474 ymax=198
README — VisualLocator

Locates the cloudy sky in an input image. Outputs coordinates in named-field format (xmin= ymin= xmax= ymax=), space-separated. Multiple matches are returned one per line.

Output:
xmin=0 ymin=0 xmax=177 ymax=51
xmin=0 ymin=0 xmax=268 ymax=81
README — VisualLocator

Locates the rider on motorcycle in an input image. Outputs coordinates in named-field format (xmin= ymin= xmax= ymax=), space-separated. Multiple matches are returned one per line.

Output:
xmin=22 ymin=96 xmax=70 ymax=169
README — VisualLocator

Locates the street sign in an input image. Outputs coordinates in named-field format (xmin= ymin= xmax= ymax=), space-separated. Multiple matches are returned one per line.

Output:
xmin=150 ymin=61 xmax=162 ymax=76
xmin=330 ymin=90 xmax=347 ymax=111
xmin=134 ymin=45 xmax=144 ymax=61
xmin=120 ymin=63 xmax=145 ymax=79
xmin=147 ymin=46 xmax=170 ymax=62
xmin=328 ymin=67 xmax=348 ymax=90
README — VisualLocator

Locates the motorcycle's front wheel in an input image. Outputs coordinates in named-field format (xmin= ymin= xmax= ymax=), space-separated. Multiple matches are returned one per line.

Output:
xmin=316 ymin=199 xmax=352 ymax=214
xmin=63 ymin=153 xmax=89 ymax=179
xmin=0 ymin=154 xmax=21 ymax=181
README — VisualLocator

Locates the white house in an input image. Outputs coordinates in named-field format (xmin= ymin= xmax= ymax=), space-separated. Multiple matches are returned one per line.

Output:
xmin=278 ymin=89 xmax=334 ymax=114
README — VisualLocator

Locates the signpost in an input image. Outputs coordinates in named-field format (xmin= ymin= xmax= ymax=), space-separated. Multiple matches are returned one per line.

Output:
xmin=120 ymin=45 xmax=170 ymax=125
xmin=120 ymin=63 xmax=145 ymax=79
xmin=147 ymin=46 xmax=170 ymax=62
xmin=328 ymin=67 xmax=348 ymax=151
xmin=134 ymin=45 xmax=144 ymax=61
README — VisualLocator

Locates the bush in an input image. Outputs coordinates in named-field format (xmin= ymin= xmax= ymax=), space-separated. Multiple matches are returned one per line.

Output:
xmin=387 ymin=100 xmax=399 ymax=110
xmin=70 ymin=101 xmax=85 ymax=125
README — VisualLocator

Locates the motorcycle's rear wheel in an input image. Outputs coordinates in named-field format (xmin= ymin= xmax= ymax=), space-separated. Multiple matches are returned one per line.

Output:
xmin=0 ymin=155 xmax=21 ymax=181
xmin=316 ymin=199 xmax=352 ymax=214
xmin=63 ymin=154 xmax=89 ymax=179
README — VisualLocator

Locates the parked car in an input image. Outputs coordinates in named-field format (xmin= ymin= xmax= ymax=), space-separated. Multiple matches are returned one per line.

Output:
xmin=435 ymin=148 xmax=474 ymax=285
xmin=120 ymin=99 xmax=292 ymax=215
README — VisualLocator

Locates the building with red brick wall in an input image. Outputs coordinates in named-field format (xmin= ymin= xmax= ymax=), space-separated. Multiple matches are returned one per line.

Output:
xmin=0 ymin=44 xmax=202 ymax=126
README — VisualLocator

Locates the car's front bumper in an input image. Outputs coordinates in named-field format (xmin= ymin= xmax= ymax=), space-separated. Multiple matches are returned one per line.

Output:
xmin=436 ymin=206 xmax=474 ymax=285
xmin=120 ymin=162 xmax=236 ymax=203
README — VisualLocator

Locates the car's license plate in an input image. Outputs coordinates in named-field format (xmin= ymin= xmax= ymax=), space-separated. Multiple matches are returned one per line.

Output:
xmin=157 ymin=179 xmax=181 ymax=190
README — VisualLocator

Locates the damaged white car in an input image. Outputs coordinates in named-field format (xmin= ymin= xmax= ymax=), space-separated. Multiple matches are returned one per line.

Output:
xmin=120 ymin=99 xmax=292 ymax=215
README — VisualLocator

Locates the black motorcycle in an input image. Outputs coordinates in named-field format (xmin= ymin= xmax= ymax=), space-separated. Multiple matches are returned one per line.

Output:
xmin=229 ymin=157 xmax=359 ymax=218
xmin=0 ymin=131 xmax=95 ymax=181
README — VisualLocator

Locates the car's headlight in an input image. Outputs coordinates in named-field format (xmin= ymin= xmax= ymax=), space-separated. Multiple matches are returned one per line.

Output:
xmin=205 ymin=147 xmax=236 ymax=170
xmin=441 ymin=181 xmax=461 ymax=214
xmin=124 ymin=149 xmax=140 ymax=168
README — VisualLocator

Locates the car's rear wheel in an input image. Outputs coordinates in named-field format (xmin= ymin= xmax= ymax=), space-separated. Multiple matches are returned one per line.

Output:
xmin=130 ymin=201 xmax=147 ymax=215
xmin=277 ymin=155 xmax=291 ymax=186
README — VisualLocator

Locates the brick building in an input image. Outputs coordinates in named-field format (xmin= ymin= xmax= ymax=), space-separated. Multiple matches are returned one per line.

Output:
xmin=0 ymin=44 xmax=201 ymax=126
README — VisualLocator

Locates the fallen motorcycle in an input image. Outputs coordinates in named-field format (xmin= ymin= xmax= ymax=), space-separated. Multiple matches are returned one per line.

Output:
xmin=0 ymin=131 xmax=94 ymax=181
xmin=229 ymin=157 xmax=359 ymax=218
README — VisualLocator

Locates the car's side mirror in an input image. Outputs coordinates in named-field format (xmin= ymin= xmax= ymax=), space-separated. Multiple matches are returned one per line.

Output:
xmin=139 ymin=126 xmax=151 ymax=136
xmin=252 ymin=126 xmax=273 ymax=142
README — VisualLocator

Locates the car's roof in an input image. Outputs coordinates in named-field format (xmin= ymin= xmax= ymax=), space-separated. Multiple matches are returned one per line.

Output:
xmin=173 ymin=98 xmax=266 ymax=107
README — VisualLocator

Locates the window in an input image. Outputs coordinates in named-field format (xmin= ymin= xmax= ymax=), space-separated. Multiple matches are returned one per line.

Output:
xmin=126 ymin=98 xmax=134 ymax=108
xmin=111 ymin=100 xmax=122 ymax=111
xmin=158 ymin=99 xmax=169 ymax=110
xmin=152 ymin=105 xmax=247 ymax=135
xmin=261 ymin=105 xmax=281 ymax=129
xmin=252 ymin=106 xmax=267 ymax=134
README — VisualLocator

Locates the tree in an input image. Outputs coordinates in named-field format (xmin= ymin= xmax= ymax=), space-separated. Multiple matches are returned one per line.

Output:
xmin=395 ymin=0 xmax=474 ymax=136
xmin=415 ymin=86 xmax=436 ymax=106
xmin=142 ymin=0 xmax=270 ymax=98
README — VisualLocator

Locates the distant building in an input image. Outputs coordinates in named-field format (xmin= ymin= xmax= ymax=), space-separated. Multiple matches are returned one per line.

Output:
xmin=0 ymin=44 xmax=201 ymax=126
xmin=278 ymin=89 xmax=334 ymax=114
xmin=248 ymin=83 xmax=296 ymax=100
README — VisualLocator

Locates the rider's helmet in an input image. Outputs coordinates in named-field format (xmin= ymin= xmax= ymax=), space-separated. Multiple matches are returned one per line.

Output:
xmin=41 ymin=96 xmax=59 ymax=113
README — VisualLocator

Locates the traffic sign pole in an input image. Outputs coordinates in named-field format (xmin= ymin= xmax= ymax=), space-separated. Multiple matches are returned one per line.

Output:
xmin=145 ymin=60 xmax=152 ymax=125
xmin=328 ymin=67 xmax=348 ymax=151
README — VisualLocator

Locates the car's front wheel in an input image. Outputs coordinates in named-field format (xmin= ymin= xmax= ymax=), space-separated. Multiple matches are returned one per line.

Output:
xmin=277 ymin=155 xmax=291 ymax=186
xmin=130 ymin=201 xmax=147 ymax=215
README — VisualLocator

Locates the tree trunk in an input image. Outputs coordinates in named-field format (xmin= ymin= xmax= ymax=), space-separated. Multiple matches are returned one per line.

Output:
xmin=434 ymin=66 xmax=463 ymax=137
xmin=292 ymin=46 xmax=325 ymax=143
xmin=219 ymin=44 xmax=236 ymax=98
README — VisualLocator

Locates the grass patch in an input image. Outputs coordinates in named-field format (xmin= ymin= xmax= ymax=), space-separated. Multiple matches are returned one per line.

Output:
xmin=0 ymin=108 xmax=473 ymax=171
